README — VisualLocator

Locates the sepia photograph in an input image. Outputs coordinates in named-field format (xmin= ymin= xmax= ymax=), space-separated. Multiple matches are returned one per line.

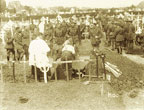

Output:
xmin=0 ymin=0 xmax=144 ymax=110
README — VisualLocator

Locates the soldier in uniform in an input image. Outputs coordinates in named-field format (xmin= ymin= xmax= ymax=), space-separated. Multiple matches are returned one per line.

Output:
xmin=109 ymin=23 xmax=116 ymax=50
xmin=29 ymin=20 xmax=36 ymax=32
xmin=5 ymin=31 xmax=15 ymax=61
xmin=125 ymin=20 xmax=135 ymax=54
xmin=61 ymin=19 xmax=68 ymax=38
xmin=140 ymin=29 xmax=144 ymax=54
xmin=67 ymin=19 xmax=79 ymax=45
xmin=114 ymin=24 xmax=125 ymax=54
xmin=79 ymin=16 xmax=86 ymax=41
xmin=14 ymin=27 xmax=24 ymax=61
xmin=89 ymin=23 xmax=101 ymax=51
xmin=54 ymin=22 xmax=65 ymax=45
xmin=106 ymin=22 xmax=114 ymax=46
xmin=44 ymin=20 xmax=54 ymax=45
xmin=29 ymin=20 xmax=36 ymax=41
xmin=22 ymin=26 xmax=30 ymax=60
xmin=53 ymin=21 xmax=65 ymax=59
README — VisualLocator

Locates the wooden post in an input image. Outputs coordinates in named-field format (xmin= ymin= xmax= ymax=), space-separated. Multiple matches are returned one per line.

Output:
xmin=0 ymin=56 xmax=3 ymax=83
xmin=43 ymin=67 xmax=48 ymax=83
xmin=96 ymin=53 xmax=99 ymax=78
xmin=0 ymin=64 xmax=3 ymax=83
xmin=101 ymin=54 xmax=106 ymax=80
xmin=12 ymin=61 xmax=16 ymax=83
xmin=34 ymin=65 xmax=37 ymax=82
xmin=54 ymin=67 xmax=57 ymax=81
xmin=23 ymin=55 xmax=26 ymax=83
xmin=89 ymin=63 xmax=91 ymax=81
xmin=34 ymin=55 xmax=37 ymax=82
xmin=78 ymin=69 xmax=81 ymax=82
xmin=66 ymin=56 xmax=69 ymax=81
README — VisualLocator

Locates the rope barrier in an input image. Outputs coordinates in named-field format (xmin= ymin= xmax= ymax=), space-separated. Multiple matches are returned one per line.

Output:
xmin=0 ymin=59 xmax=94 ymax=64
xmin=0 ymin=53 xmax=107 ymax=83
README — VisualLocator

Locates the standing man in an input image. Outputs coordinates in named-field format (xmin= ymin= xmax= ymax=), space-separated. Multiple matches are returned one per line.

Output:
xmin=125 ymin=20 xmax=135 ymax=54
xmin=114 ymin=24 xmax=125 ymax=54
xmin=67 ymin=19 xmax=79 ymax=45
xmin=14 ymin=27 xmax=24 ymax=61
xmin=5 ymin=31 xmax=15 ymax=61
xmin=22 ymin=26 xmax=30 ymax=60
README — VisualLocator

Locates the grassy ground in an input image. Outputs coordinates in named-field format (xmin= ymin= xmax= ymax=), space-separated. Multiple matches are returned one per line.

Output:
xmin=2 ymin=80 xmax=125 ymax=110
xmin=102 ymin=48 xmax=144 ymax=95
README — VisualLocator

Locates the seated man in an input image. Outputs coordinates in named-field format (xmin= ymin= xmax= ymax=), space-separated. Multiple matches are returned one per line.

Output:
xmin=28 ymin=32 xmax=52 ymax=82
xmin=57 ymin=38 xmax=75 ymax=80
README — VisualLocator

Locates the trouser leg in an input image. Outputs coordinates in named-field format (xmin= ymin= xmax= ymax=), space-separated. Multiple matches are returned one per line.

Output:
xmin=7 ymin=49 xmax=10 ymax=61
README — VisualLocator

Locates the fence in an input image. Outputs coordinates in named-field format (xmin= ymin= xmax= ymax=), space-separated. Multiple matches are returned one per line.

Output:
xmin=0 ymin=53 xmax=107 ymax=83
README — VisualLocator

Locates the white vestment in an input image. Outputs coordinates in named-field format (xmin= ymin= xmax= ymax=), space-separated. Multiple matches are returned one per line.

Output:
xmin=29 ymin=38 xmax=52 ymax=68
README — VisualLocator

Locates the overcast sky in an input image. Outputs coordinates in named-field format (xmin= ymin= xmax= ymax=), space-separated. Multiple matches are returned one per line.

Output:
xmin=6 ymin=0 xmax=144 ymax=8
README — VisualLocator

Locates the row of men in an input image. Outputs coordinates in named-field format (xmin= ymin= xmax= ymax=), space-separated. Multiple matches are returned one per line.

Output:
xmin=102 ymin=17 xmax=136 ymax=54
xmin=4 ymin=16 xmax=104 ymax=61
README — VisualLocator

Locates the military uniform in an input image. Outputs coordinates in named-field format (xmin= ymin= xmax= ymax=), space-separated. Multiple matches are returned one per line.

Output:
xmin=54 ymin=23 xmax=65 ymax=45
xmin=5 ymin=31 xmax=15 ymax=61
xmin=14 ymin=29 xmax=24 ymax=61
xmin=44 ymin=22 xmax=54 ymax=44
xmin=89 ymin=24 xmax=102 ymax=51
xmin=106 ymin=23 xmax=114 ymax=46
xmin=125 ymin=21 xmax=135 ymax=54
xmin=53 ymin=23 xmax=65 ymax=59
xmin=22 ymin=27 xmax=30 ymax=60
xmin=67 ymin=22 xmax=79 ymax=45
xmin=109 ymin=24 xmax=116 ymax=50
xmin=77 ymin=21 xmax=86 ymax=43
xmin=61 ymin=20 xmax=68 ymax=37
xmin=138 ymin=29 xmax=144 ymax=52
xmin=114 ymin=25 xmax=124 ymax=54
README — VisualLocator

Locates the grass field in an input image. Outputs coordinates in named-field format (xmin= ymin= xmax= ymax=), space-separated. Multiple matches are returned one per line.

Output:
xmin=1 ymin=80 xmax=125 ymax=110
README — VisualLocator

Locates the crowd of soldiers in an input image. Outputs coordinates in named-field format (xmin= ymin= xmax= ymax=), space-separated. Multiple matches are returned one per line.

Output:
xmin=100 ymin=15 xmax=136 ymax=54
xmin=4 ymin=15 xmax=104 ymax=61
xmin=4 ymin=13 xmax=144 ymax=62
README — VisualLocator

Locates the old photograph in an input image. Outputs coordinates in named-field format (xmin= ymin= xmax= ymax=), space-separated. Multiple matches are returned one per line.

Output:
xmin=0 ymin=0 xmax=144 ymax=110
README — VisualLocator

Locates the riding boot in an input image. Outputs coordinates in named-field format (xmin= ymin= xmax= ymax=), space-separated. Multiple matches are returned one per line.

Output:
xmin=120 ymin=48 xmax=122 ymax=54
xmin=7 ymin=56 xmax=10 ymax=61
xmin=117 ymin=48 xmax=119 ymax=54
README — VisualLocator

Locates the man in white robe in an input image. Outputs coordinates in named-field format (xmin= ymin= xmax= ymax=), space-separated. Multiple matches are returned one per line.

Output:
xmin=29 ymin=33 xmax=52 ymax=81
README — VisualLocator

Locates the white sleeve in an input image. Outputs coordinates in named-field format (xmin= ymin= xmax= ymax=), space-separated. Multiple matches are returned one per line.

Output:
xmin=72 ymin=47 xmax=75 ymax=54
xmin=62 ymin=46 xmax=66 ymax=52
xmin=28 ymin=41 xmax=34 ymax=54
xmin=42 ymin=40 xmax=50 ymax=53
